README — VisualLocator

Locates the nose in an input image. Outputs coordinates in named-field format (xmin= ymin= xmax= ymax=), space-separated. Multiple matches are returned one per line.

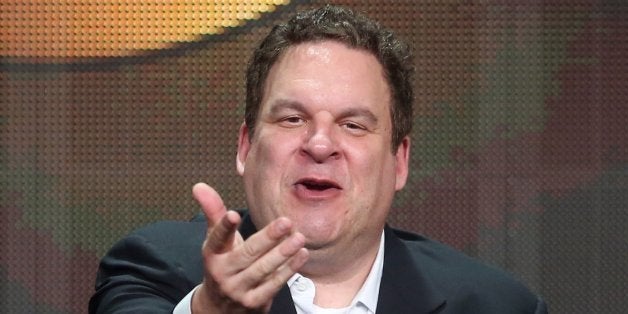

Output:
xmin=301 ymin=118 xmax=340 ymax=163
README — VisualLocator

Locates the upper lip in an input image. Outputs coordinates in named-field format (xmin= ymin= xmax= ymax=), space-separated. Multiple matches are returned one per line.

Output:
xmin=295 ymin=177 xmax=342 ymax=190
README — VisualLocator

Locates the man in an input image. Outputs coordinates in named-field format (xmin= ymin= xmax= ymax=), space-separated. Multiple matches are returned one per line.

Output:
xmin=90 ymin=5 xmax=547 ymax=313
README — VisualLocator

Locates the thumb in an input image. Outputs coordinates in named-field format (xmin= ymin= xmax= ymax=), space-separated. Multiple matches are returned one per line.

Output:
xmin=192 ymin=182 xmax=227 ymax=228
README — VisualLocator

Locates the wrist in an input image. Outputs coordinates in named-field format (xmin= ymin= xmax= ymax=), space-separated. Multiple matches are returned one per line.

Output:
xmin=191 ymin=283 xmax=214 ymax=314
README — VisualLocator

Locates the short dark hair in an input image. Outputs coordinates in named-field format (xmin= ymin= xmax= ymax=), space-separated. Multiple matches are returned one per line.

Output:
xmin=245 ymin=4 xmax=414 ymax=151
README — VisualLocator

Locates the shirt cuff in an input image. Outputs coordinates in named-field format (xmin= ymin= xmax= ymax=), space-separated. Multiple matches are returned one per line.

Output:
xmin=173 ymin=285 xmax=200 ymax=314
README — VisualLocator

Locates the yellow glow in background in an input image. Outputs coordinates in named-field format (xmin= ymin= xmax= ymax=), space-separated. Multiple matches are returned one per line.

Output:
xmin=0 ymin=0 xmax=290 ymax=58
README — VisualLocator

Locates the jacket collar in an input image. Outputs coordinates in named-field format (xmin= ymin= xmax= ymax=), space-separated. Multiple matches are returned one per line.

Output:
xmin=238 ymin=214 xmax=446 ymax=313
xmin=376 ymin=226 xmax=446 ymax=313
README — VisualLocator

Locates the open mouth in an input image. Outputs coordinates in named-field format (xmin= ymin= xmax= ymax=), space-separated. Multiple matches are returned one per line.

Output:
xmin=296 ymin=178 xmax=341 ymax=191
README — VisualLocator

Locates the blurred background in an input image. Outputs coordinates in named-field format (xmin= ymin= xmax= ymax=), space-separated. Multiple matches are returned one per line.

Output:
xmin=2 ymin=0 xmax=627 ymax=313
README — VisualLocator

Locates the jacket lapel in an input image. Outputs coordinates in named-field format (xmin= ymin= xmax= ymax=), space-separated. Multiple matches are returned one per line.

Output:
xmin=269 ymin=285 xmax=298 ymax=314
xmin=376 ymin=226 xmax=446 ymax=313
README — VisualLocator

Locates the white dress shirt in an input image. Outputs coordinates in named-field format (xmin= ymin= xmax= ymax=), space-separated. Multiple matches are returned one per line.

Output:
xmin=288 ymin=232 xmax=384 ymax=314
xmin=173 ymin=232 xmax=385 ymax=314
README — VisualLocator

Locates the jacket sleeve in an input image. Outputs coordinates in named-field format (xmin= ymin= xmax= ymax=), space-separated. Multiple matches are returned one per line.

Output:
xmin=89 ymin=223 xmax=201 ymax=314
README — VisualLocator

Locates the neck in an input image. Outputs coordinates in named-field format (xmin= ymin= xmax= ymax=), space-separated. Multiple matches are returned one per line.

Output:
xmin=300 ymin=232 xmax=382 ymax=308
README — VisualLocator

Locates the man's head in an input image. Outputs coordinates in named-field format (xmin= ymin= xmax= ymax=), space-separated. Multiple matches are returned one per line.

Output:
xmin=245 ymin=5 xmax=414 ymax=152
xmin=235 ymin=5 xmax=413 ymax=270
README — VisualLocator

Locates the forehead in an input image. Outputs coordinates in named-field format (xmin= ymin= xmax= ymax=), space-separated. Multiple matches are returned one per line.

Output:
xmin=261 ymin=40 xmax=391 ymax=114
xmin=273 ymin=40 xmax=384 ymax=79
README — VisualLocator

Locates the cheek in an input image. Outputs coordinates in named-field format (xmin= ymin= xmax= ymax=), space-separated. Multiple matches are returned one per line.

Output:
xmin=349 ymin=144 xmax=392 ymax=176
xmin=351 ymin=151 xmax=398 ymax=201
xmin=254 ymin=135 xmax=285 ymax=168
xmin=246 ymin=135 xmax=295 ymax=186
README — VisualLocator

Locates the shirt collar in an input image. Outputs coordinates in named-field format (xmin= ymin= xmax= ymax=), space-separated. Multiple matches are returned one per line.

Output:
xmin=287 ymin=231 xmax=385 ymax=313
xmin=354 ymin=230 xmax=385 ymax=312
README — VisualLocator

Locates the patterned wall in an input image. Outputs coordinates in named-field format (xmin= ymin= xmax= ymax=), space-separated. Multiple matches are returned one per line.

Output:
xmin=2 ymin=0 xmax=627 ymax=313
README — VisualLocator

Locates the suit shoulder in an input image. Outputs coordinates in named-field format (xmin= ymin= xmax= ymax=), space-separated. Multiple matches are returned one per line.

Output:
xmin=393 ymin=229 xmax=519 ymax=282
xmin=90 ymin=216 xmax=207 ymax=313
xmin=101 ymin=215 xmax=207 ymax=276
xmin=392 ymin=228 xmax=543 ymax=311
xmin=112 ymin=216 xmax=208 ymax=267
xmin=129 ymin=216 xmax=206 ymax=244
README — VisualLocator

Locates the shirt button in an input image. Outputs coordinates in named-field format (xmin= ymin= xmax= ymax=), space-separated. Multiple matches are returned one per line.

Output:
xmin=295 ymin=281 xmax=308 ymax=292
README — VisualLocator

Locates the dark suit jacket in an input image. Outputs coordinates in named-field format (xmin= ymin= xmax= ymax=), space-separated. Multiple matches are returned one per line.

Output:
xmin=89 ymin=212 xmax=547 ymax=313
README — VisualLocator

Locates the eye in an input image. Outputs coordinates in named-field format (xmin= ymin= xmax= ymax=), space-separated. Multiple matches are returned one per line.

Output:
xmin=341 ymin=121 xmax=368 ymax=135
xmin=344 ymin=122 xmax=361 ymax=129
xmin=278 ymin=115 xmax=306 ymax=128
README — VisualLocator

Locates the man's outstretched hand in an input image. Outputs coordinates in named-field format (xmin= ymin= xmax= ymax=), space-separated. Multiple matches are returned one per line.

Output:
xmin=191 ymin=183 xmax=309 ymax=313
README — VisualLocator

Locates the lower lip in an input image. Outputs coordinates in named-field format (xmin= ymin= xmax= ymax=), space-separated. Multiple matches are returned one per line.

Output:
xmin=294 ymin=184 xmax=341 ymax=201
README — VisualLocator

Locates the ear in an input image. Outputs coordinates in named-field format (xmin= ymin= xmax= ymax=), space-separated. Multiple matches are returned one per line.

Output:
xmin=236 ymin=122 xmax=251 ymax=176
xmin=394 ymin=136 xmax=411 ymax=191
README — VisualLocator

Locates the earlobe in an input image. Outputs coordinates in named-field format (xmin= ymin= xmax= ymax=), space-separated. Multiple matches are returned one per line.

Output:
xmin=394 ymin=136 xmax=410 ymax=190
xmin=236 ymin=122 xmax=251 ymax=176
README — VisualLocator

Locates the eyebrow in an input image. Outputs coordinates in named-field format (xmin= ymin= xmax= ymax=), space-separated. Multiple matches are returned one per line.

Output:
xmin=267 ymin=99 xmax=307 ymax=116
xmin=267 ymin=99 xmax=380 ymax=125
xmin=338 ymin=107 xmax=379 ymax=125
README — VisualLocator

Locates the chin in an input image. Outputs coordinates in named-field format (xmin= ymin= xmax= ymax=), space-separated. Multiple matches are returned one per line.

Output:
xmin=299 ymin=227 xmax=339 ymax=251
xmin=303 ymin=238 xmax=339 ymax=254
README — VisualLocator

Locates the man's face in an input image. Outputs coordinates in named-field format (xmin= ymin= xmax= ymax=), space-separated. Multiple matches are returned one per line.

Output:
xmin=237 ymin=40 xmax=409 ymax=257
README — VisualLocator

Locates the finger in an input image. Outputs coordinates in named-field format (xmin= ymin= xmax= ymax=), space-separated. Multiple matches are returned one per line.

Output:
xmin=237 ymin=232 xmax=307 ymax=287
xmin=241 ymin=248 xmax=309 ymax=308
xmin=206 ymin=210 xmax=241 ymax=254
xmin=231 ymin=217 xmax=294 ymax=269
xmin=193 ymin=182 xmax=227 ymax=228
